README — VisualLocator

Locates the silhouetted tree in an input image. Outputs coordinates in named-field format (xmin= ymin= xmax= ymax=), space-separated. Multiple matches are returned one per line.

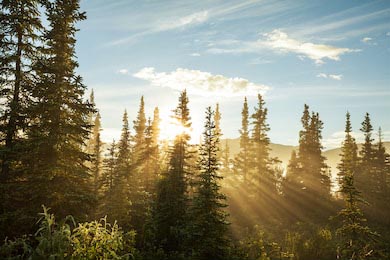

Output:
xmin=188 ymin=106 xmax=229 ymax=260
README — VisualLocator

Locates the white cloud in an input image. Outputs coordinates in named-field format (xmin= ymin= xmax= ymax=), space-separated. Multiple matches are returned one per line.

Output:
xmin=317 ymin=73 xmax=328 ymax=78
xmin=118 ymin=69 xmax=129 ymax=75
xmin=329 ymin=74 xmax=343 ymax=80
xmin=190 ymin=52 xmax=201 ymax=57
xmin=361 ymin=37 xmax=372 ymax=43
xmin=133 ymin=67 xmax=269 ymax=97
xmin=157 ymin=11 xmax=209 ymax=31
xmin=208 ymin=30 xmax=359 ymax=64
xmin=317 ymin=73 xmax=343 ymax=80
xmin=387 ymin=32 xmax=390 ymax=36
xmin=260 ymin=30 xmax=358 ymax=64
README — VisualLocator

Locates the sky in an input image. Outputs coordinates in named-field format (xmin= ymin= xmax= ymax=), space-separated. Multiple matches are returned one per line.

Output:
xmin=75 ymin=0 xmax=390 ymax=149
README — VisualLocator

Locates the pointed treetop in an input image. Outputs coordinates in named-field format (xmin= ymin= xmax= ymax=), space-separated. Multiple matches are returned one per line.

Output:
xmin=345 ymin=112 xmax=352 ymax=134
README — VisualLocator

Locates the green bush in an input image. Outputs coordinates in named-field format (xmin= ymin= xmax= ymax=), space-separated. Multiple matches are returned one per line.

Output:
xmin=0 ymin=206 xmax=136 ymax=259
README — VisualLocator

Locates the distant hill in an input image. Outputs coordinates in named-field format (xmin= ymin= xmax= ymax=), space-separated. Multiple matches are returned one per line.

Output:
xmin=221 ymin=138 xmax=390 ymax=176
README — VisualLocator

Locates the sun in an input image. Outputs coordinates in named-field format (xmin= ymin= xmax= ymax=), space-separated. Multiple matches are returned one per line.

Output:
xmin=158 ymin=109 xmax=202 ymax=144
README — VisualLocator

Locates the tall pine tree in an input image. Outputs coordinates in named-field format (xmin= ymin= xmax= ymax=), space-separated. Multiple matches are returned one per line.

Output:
xmin=25 ymin=0 xmax=94 ymax=219
xmin=151 ymin=90 xmax=192 ymax=255
xmin=188 ymin=106 xmax=229 ymax=260
xmin=234 ymin=97 xmax=251 ymax=182
xmin=336 ymin=112 xmax=378 ymax=259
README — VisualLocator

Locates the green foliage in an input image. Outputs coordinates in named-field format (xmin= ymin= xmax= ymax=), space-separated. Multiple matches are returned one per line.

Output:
xmin=188 ymin=106 xmax=230 ymax=260
xmin=1 ymin=206 xmax=136 ymax=259
xmin=71 ymin=217 xmax=135 ymax=259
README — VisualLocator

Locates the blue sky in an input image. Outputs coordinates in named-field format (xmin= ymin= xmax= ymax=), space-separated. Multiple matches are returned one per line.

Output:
xmin=75 ymin=0 xmax=390 ymax=148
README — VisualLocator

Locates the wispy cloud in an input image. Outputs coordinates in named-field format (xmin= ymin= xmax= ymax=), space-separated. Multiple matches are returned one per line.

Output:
xmin=157 ymin=11 xmax=209 ymax=31
xmin=106 ymin=0 xmax=264 ymax=46
xmin=118 ymin=69 xmax=129 ymax=75
xmin=133 ymin=67 xmax=269 ymax=97
xmin=317 ymin=73 xmax=343 ymax=80
xmin=190 ymin=52 xmax=201 ymax=57
xmin=261 ymin=30 xmax=359 ymax=64
xmin=108 ymin=11 xmax=209 ymax=46
xmin=294 ymin=8 xmax=390 ymax=39
xmin=361 ymin=37 xmax=372 ymax=43
xmin=208 ymin=29 xmax=359 ymax=64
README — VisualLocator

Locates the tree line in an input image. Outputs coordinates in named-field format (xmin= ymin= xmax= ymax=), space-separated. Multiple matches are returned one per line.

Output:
xmin=1 ymin=1 xmax=390 ymax=259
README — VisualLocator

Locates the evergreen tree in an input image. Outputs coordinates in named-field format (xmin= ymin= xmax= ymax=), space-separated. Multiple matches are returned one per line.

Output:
xmin=189 ymin=106 xmax=229 ymax=260
xmin=99 ymin=140 xmax=117 ymax=217
xmin=91 ymin=112 xmax=102 ymax=195
xmin=133 ymin=96 xmax=146 ymax=167
xmin=283 ymin=105 xmax=330 ymax=222
xmin=297 ymin=105 xmax=329 ymax=195
xmin=235 ymin=97 xmax=251 ymax=182
xmin=250 ymin=94 xmax=278 ymax=193
xmin=0 ymin=0 xmax=43 ymax=177
xmin=214 ymin=103 xmax=222 ymax=138
xmin=337 ymin=112 xmax=358 ymax=196
xmin=336 ymin=113 xmax=378 ymax=259
xmin=151 ymin=90 xmax=191 ymax=255
xmin=110 ymin=110 xmax=132 ymax=228
xmin=25 ymin=0 xmax=94 ymax=219
xmin=356 ymin=113 xmax=377 ymax=210
xmin=0 ymin=0 xmax=44 ymax=238
xmin=221 ymin=140 xmax=232 ymax=175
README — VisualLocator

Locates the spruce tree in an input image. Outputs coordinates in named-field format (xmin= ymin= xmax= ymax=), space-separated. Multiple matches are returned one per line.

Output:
xmin=110 ymin=110 xmax=132 ymax=228
xmin=25 ymin=0 xmax=94 ymax=219
xmin=296 ymin=105 xmax=329 ymax=195
xmin=250 ymin=94 xmax=278 ymax=193
xmin=189 ymin=106 xmax=229 ymax=260
xmin=356 ymin=113 xmax=376 ymax=209
xmin=284 ymin=105 xmax=330 ymax=222
xmin=336 ymin=113 xmax=378 ymax=259
xmin=337 ymin=112 xmax=358 ymax=197
xmin=151 ymin=90 xmax=191 ymax=254
xmin=0 ymin=0 xmax=43 ymax=177
xmin=235 ymin=97 xmax=251 ymax=182
xmin=99 ymin=140 xmax=117 ymax=217
xmin=133 ymin=96 xmax=146 ymax=167
xmin=0 ymin=0 xmax=43 ymax=238
xmin=221 ymin=140 xmax=232 ymax=175
xmin=91 ymin=112 xmax=102 ymax=196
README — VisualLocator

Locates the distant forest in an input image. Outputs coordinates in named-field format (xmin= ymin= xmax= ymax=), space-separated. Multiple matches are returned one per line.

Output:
xmin=1 ymin=1 xmax=389 ymax=260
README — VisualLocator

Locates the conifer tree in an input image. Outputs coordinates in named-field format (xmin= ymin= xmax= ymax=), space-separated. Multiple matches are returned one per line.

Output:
xmin=133 ymin=96 xmax=146 ymax=167
xmin=189 ymin=106 xmax=229 ymax=260
xmin=151 ymin=90 xmax=191 ymax=254
xmin=337 ymin=112 xmax=358 ymax=196
xmin=110 ymin=110 xmax=132 ymax=228
xmin=283 ymin=105 xmax=330 ymax=221
xmin=25 ymin=0 xmax=94 ymax=219
xmin=99 ymin=140 xmax=117 ymax=217
xmin=91 ymin=112 xmax=102 ymax=195
xmin=296 ymin=105 xmax=329 ymax=195
xmin=0 ymin=0 xmax=43 ymax=177
xmin=221 ymin=140 xmax=232 ymax=175
xmin=356 ymin=113 xmax=376 ymax=207
xmin=214 ymin=103 xmax=222 ymax=137
xmin=336 ymin=113 xmax=378 ymax=259
xmin=0 ymin=0 xmax=43 ymax=239
xmin=250 ymin=94 xmax=278 ymax=193
xmin=235 ymin=97 xmax=251 ymax=182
